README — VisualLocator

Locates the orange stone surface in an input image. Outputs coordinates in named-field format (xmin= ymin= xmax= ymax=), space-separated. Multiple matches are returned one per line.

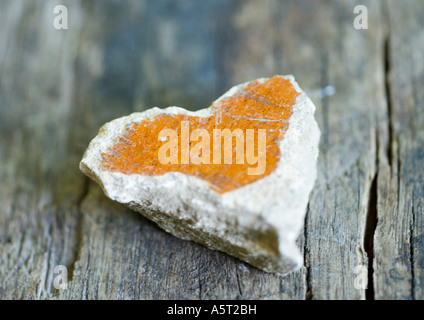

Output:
xmin=101 ymin=76 xmax=300 ymax=194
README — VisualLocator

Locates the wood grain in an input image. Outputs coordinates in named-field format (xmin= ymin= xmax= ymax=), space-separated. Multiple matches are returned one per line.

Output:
xmin=0 ymin=0 xmax=422 ymax=300
xmin=373 ymin=0 xmax=424 ymax=300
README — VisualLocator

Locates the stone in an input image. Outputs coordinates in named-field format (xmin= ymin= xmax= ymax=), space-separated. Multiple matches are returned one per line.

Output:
xmin=80 ymin=75 xmax=320 ymax=274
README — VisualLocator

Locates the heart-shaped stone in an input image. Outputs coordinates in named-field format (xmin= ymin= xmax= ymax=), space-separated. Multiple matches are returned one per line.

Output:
xmin=80 ymin=75 xmax=320 ymax=274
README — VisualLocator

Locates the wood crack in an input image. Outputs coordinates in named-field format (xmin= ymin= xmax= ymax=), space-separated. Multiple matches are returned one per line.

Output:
xmin=384 ymin=31 xmax=394 ymax=170
xmin=67 ymin=177 xmax=90 ymax=284
xmin=410 ymin=190 xmax=416 ymax=300
xmin=41 ymin=220 xmax=53 ymax=299
xmin=364 ymin=172 xmax=377 ymax=300
xmin=304 ymin=204 xmax=313 ymax=300
xmin=235 ymin=268 xmax=243 ymax=298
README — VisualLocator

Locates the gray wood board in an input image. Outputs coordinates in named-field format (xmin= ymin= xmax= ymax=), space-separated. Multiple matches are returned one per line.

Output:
xmin=0 ymin=0 xmax=422 ymax=300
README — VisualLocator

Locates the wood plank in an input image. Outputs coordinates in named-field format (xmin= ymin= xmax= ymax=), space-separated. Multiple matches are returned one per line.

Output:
xmin=0 ymin=0 xmax=87 ymax=299
xmin=1 ymin=0 xmax=421 ymax=300
xmin=297 ymin=0 xmax=387 ymax=300
xmin=373 ymin=0 xmax=424 ymax=300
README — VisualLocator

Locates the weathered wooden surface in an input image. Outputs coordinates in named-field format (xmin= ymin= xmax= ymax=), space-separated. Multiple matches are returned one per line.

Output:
xmin=0 ymin=0 xmax=422 ymax=300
